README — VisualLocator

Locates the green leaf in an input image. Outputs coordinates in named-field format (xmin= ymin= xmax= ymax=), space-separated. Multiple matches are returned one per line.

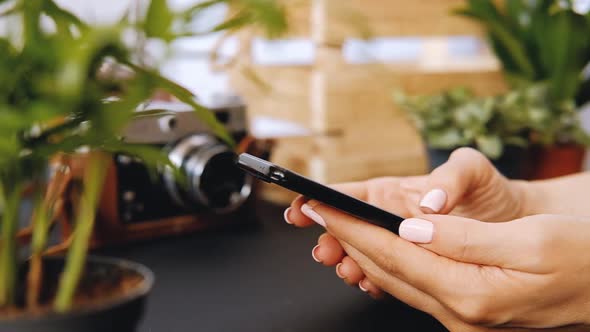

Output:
xmin=145 ymin=0 xmax=175 ymax=41
xmin=240 ymin=65 xmax=271 ymax=92
xmin=229 ymin=0 xmax=287 ymax=37
xmin=211 ymin=12 xmax=254 ymax=33
xmin=475 ymin=135 xmax=503 ymax=159
xmin=427 ymin=128 xmax=465 ymax=149
xmin=55 ymin=153 xmax=110 ymax=312
xmin=42 ymin=0 xmax=89 ymax=35
xmin=123 ymin=61 xmax=235 ymax=146
xmin=504 ymin=136 xmax=529 ymax=147
xmin=455 ymin=0 xmax=535 ymax=80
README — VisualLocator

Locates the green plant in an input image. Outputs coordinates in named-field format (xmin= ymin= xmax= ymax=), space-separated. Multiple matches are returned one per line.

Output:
xmin=395 ymin=83 xmax=590 ymax=159
xmin=396 ymin=0 xmax=590 ymax=158
xmin=455 ymin=0 xmax=590 ymax=104
xmin=0 ymin=0 xmax=285 ymax=314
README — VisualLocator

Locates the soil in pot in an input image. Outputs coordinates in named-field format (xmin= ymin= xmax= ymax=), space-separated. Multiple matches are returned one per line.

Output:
xmin=0 ymin=256 xmax=153 ymax=332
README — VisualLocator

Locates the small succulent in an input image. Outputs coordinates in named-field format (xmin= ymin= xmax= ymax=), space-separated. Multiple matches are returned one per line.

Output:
xmin=395 ymin=83 xmax=590 ymax=159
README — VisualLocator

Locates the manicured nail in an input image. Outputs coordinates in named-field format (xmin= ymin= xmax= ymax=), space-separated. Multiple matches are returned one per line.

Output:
xmin=301 ymin=203 xmax=326 ymax=227
xmin=284 ymin=207 xmax=293 ymax=224
xmin=399 ymin=218 xmax=434 ymax=243
xmin=335 ymin=263 xmax=345 ymax=278
xmin=420 ymin=189 xmax=447 ymax=213
xmin=312 ymin=245 xmax=322 ymax=263
xmin=358 ymin=280 xmax=369 ymax=292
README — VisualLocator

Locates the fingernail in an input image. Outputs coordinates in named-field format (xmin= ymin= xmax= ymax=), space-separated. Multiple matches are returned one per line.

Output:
xmin=399 ymin=218 xmax=434 ymax=243
xmin=301 ymin=203 xmax=326 ymax=227
xmin=358 ymin=280 xmax=369 ymax=292
xmin=419 ymin=189 xmax=447 ymax=213
xmin=284 ymin=207 xmax=293 ymax=224
xmin=312 ymin=245 xmax=322 ymax=263
xmin=335 ymin=263 xmax=345 ymax=278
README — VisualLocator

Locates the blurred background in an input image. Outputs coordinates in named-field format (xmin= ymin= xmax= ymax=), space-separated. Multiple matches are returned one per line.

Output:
xmin=2 ymin=2 xmax=590 ymax=331
xmin=3 ymin=0 xmax=589 ymax=200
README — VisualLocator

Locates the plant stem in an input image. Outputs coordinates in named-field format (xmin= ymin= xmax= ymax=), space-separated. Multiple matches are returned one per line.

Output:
xmin=0 ymin=183 xmax=23 ymax=307
xmin=54 ymin=153 xmax=109 ymax=312
xmin=26 ymin=193 xmax=50 ymax=310
xmin=28 ymin=158 xmax=71 ymax=309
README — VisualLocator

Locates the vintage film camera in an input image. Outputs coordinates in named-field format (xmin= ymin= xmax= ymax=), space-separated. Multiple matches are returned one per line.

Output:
xmin=56 ymin=95 xmax=258 ymax=247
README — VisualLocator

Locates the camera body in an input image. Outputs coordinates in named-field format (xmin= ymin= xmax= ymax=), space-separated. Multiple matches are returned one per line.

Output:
xmin=116 ymin=96 xmax=253 ymax=223
xmin=58 ymin=95 xmax=258 ymax=247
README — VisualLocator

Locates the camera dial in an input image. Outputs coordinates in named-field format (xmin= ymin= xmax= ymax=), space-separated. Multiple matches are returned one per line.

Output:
xmin=163 ymin=134 xmax=252 ymax=213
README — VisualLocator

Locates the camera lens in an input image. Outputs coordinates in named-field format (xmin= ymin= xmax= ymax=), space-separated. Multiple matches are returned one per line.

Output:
xmin=163 ymin=134 xmax=252 ymax=213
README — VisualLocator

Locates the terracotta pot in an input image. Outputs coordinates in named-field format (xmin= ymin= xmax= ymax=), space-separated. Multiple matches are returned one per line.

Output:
xmin=526 ymin=144 xmax=586 ymax=180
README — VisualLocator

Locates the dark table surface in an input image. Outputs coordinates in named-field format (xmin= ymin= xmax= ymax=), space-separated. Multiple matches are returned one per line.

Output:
xmin=100 ymin=201 xmax=447 ymax=332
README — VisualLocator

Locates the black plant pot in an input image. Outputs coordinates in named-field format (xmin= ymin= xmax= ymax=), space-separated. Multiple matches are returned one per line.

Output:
xmin=427 ymin=146 xmax=530 ymax=180
xmin=0 ymin=256 xmax=154 ymax=332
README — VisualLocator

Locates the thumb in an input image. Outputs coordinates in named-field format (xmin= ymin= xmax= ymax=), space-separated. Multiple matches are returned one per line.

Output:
xmin=398 ymin=214 xmax=556 ymax=270
xmin=419 ymin=147 xmax=500 ymax=214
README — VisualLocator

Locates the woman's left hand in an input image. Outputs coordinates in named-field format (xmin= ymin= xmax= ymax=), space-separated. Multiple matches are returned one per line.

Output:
xmin=291 ymin=200 xmax=590 ymax=331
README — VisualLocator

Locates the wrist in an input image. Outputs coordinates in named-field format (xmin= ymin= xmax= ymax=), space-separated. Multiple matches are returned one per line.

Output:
xmin=511 ymin=180 xmax=545 ymax=218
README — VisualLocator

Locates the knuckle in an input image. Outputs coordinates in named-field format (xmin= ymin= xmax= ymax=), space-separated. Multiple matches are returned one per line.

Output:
xmin=529 ymin=223 xmax=555 ymax=256
xmin=450 ymin=147 xmax=493 ymax=171
xmin=450 ymin=147 xmax=483 ymax=162
xmin=371 ymin=241 xmax=400 ymax=275
xmin=450 ymin=297 xmax=498 ymax=326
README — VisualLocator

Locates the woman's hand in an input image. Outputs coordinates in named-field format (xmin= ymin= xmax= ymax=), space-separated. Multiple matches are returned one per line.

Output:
xmin=294 ymin=201 xmax=590 ymax=331
xmin=396 ymin=147 xmax=530 ymax=222
xmin=285 ymin=148 xmax=532 ymax=234
xmin=285 ymin=148 xmax=532 ymax=297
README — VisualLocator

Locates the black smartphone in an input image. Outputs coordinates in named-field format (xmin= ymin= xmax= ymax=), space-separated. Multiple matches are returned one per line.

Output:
xmin=237 ymin=153 xmax=403 ymax=234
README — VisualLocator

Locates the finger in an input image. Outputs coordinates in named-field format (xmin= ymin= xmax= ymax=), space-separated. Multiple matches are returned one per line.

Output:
xmin=288 ymin=178 xmax=416 ymax=228
xmin=339 ymin=241 xmax=444 ymax=316
xmin=287 ymin=181 xmax=370 ymax=227
xmin=286 ymin=195 xmax=314 ymax=227
xmin=336 ymin=256 xmax=365 ymax=287
xmin=399 ymin=214 xmax=569 ymax=272
xmin=301 ymin=200 xmax=466 ymax=299
xmin=398 ymin=176 xmax=429 ymax=217
xmin=313 ymin=233 xmax=345 ymax=266
xmin=358 ymin=278 xmax=385 ymax=299
xmin=419 ymin=147 xmax=499 ymax=214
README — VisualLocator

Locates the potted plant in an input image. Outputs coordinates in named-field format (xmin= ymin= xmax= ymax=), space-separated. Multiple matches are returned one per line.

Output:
xmin=395 ymin=83 xmax=590 ymax=179
xmin=0 ymin=0 xmax=285 ymax=331
xmin=397 ymin=0 xmax=590 ymax=179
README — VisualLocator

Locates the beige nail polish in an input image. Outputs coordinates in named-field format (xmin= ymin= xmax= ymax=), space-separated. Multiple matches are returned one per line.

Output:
xmin=358 ymin=280 xmax=369 ymax=292
xmin=399 ymin=218 xmax=434 ymax=244
xmin=419 ymin=189 xmax=447 ymax=213
xmin=312 ymin=245 xmax=322 ymax=263
xmin=284 ymin=207 xmax=293 ymax=224
xmin=335 ymin=263 xmax=345 ymax=278
xmin=301 ymin=203 xmax=326 ymax=227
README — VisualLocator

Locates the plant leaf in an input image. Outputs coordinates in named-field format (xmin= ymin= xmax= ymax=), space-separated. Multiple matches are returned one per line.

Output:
xmin=144 ymin=0 xmax=175 ymax=41
xmin=476 ymin=135 xmax=503 ymax=159
xmin=123 ymin=61 xmax=235 ymax=146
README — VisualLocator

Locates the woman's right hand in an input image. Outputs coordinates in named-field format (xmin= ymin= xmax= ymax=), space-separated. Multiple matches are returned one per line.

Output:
xmin=285 ymin=148 xmax=536 ymax=297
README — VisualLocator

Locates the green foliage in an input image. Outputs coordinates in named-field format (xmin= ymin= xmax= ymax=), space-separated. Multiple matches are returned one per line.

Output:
xmin=398 ymin=1 xmax=590 ymax=159
xmin=395 ymin=84 xmax=590 ymax=159
xmin=0 ymin=0 xmax=286 ymax=312
xmin=455 ymin=0 xmax=590 ymax=104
